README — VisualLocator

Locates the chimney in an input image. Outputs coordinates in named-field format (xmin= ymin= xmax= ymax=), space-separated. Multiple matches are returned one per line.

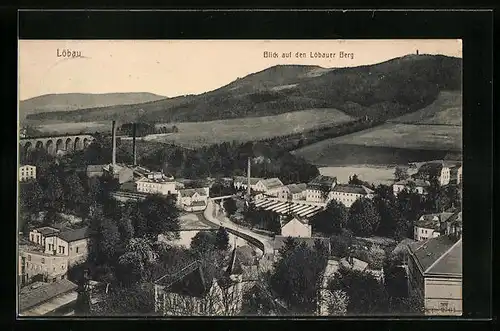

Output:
xmin=132 ymin=122 xmax=137 ymax=166
xmin=112 ymin=120 xmax=117 ymax=168
xmin=247 ymin=157 xmax=251 ymax=197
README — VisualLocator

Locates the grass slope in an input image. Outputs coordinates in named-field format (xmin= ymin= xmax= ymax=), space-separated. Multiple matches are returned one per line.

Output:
xmin=19 ymin=92 xmax=167 ymax=120
xmin=387 ymin=91 xmax=462 ymax=126
xmin=135 ymin=109 xmax=354 ymax=148
xmin=26 ymin=54 xmax=462 ymax=124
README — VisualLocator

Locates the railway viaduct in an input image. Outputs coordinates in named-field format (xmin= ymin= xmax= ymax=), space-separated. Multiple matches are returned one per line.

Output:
xmin=19 ymin=134 xmax=95 ymax=156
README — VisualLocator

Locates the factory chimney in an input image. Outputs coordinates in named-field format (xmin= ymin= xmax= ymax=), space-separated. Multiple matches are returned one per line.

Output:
xmin=247 ymin=157 xmax=251 ymax=197
xmin=111 ymin=120 xmax=117 ymax=169
xmin=132 ymin=122 xmax=137 ymax=166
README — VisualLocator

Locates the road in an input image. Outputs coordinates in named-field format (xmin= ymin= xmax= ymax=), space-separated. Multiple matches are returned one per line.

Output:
xmin=203 ymin=199 xmax=274 ymax=257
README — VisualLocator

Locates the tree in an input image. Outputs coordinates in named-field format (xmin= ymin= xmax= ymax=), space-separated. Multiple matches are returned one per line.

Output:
xmin=97 ymin=218 xmax=122 ymax=263
xmin=373 ymin=184 xmax=404 ymax=238
xmin=321 ymin=289 xmax=349 ymax=316
xmin=347 ymin=198 xmax=381 ymax=237
xmin=223 ymin=198 xmax=238 ymax=216
xmin=394 ymin=166 xmax=409 ymax=181
xmin=328 ymin=266 xmax=389 ymax=314
xmin=91 ymin=283 xmax=158 ymax=316
xmin=271 ymin=242 xmax=328 ymax=314
xmin=62 ymin=171 xmax=87 ymax=214
xmin=310 ymin=200 xmax=348 ymax=235
xmin=348 ymin=174 xmax=363 ymax=185
xmin=330 ymin=229 xmax=354 ymax=258
xmin=42 ymin=172 xmax=64 ymax=211
xmin=117 ymin=238 xmax=158 ymax=285
xmin=191 ymin=231 xmax=216 ymax=255
xmin=19 ymin=180 xmax=44 ymax=214
xmin=215 ymin=227 xmax=230 ymax=251
xmin=138 ymin=195 xmax=180 ymax=241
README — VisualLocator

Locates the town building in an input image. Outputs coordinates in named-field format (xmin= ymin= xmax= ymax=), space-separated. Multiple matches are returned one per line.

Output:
xmin=280 ymin=216 xmax=312 ymax=238
xmin=278 ymin=183 xmax=307 ymax=201
xmin=305 ymin=175 xmax=337 ymax=203
xmin=44 ymin=227 xmax=90 ymax=267
xmin=19 ymin=279 xmax=78 ymax=316
xmin=414 ymin=212 xmax=454 ymax=241
xmin=19 ymin=165 xmax=36 ymax=182
xmin=177 ymin=188 xmax=210 ymax=212
xmin=154 ymin=249 xmax=252 ymax=316
xmin=233 ymin=176 xmax=262 ymax=191
xmin=456 ymin=165 xmax=462 ymax=184
xmin=393 ymin=179 xmax=430 ymax=196
xmin=29 ymin=226 xmax=60 ymax=247
xmin=328 ymin=184 xmax=374 ymax=207
xmin=136 ymin=176 xmax=178 ymax=196
xmin=19 ymin=237 xmax=68 ymax=285
xmin=406 ymin=235 xmax=462 ymax=316
xmin=254 ymin=178 xmax=284 ymax=196
xmin=86 ymin=164 xmax=106 ymax=178
xmin=102 ymin=163 xmax=134 ymax=184
xmin=254 ymin=198 xmax=325 ymax=218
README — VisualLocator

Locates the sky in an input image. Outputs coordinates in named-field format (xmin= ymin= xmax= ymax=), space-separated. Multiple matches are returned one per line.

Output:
xmin=19 ymin=39 xmax=462 ymax=101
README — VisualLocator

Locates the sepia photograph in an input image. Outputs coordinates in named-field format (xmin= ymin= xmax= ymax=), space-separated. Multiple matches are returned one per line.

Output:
xmin=17 ymin=39 xmax=462 ymax=317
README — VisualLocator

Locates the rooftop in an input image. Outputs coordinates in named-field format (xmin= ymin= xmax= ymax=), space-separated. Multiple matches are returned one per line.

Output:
xmin=136 ymin=176 xmax=175 ymax=184
xmin=234 ymin=176 xmax=262 ymax=185
xmin=19 ymin=279 xmax=78 ymax=313
xmin=286 ymin=183 xmax=308 ymax=194
xmin=86 ymin=164 xmax=106 ymax=172
xmin=415 ymin=212 xmax=454 ymax=230
xmin=33 ymin=226 xmax=60 ymax=237
xmin=307 ymin=175 xmax=337 ymax=188
xmin=394 ymin=179 xmax=430 ymax=187
xmin=408 ymin=235 xmax=462 ymax=276
xmin=49 ymin=226 xmax=90 ymax=243
xmin=179 ymin=188 xmax=208 ymax=198
xmin=340 ymin=257 xmax=369 ymax=272
xmin=260 ymin=178 xmax=284 ymax=190
xmin=332 ymin=184 xmax=373 ymax=195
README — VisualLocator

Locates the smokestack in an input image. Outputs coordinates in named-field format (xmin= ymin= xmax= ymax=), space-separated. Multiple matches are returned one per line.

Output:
xmin=112 ymin=120 xmax=117 ymax=168
xmin=132 ymin=123 xmax=137 ymax=166
xmin=247 ymin=157 xmax=251 ymax=197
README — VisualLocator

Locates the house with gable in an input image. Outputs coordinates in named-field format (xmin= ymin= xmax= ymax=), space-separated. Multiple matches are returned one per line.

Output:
xmin=233 ymin=176 xmax=262 ymax=191
xmin=278 ymin=183 xmax=308 ymax=201
xmin=254 ymin=178 xmax=285 ymax=196
xmin=177 ymin=187 xmax=210 ymax=212
xmin=393 ymin=179 xmax=430 ymax=196
xmin=280 ymin=216 xmax=312 ymax=238
xmin=406 ymin=235 xmax=462 ymax=315
xmin=44 ymin=227 xmax=90 ymax=267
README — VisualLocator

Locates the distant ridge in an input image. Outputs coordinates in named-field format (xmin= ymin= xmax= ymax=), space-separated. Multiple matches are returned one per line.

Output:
xmin=19 ymin=92 xmax=167 ymax=120
xmin=26 ymin=54 xmax=462 ymax=124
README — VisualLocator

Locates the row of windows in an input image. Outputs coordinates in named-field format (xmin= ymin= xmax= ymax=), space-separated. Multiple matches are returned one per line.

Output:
xmin=25 ymin=262 xmax=65 ymax=272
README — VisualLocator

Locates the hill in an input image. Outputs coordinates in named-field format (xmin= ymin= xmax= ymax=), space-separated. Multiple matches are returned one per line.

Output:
xmin=387 ymin=91 xmax=462 ymax=126
xmin=26 ymin=54 xmax=462 ymax=124
xmin=19 ymin=92 xmax=166 ymax=120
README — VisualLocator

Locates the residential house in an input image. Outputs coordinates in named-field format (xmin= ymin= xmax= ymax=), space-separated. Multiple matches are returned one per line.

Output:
xmin=177 ymin=188 xmax=210 ymax=212
xmin=29 ymin=227 xmax=60 ymax=247
xmin=439 ymin=164 xmax=451 ymax=186
xmin=19 ymin=237 xmax=68 ymax=285
xmin=86 ymin=164 xmax=106 ymax=178
xmin=406 ymin=235 xmax=462 ymax=316
xmin=19 ymin=165 xmax=36 ymax=182
xmin=19 ymin=279 xmax=78 ymax=316
xmin=305 ymin=175 xmax=337 ymax=203
xmin=44 ymin=227 xmax=90 ymax=267
xmin=154 ymin=249 xmax=251 ymax=316
xmin=328 ymin=184 xmax=374 ymax=207
xmin=102 ymin=163 xmax=134 ymax=184
xmin=414 ymin=212 xmax=454 ymax=241
xmin=393 ymin=179 xmax=430 ymax=196
xmin=254 ymin=178 xmax=284 ymax=196
xmin=278 ymin=183 xmax=307 ymax=201
xmin=280 ymin=216 xmax=312 ymax=238
xmin=136 ymin=176 xmax=178 ymax=196
xmin=233 ymin=176 xmax=262 ymax=191
xmin=456 ymin=165 xmax=462 ymax=184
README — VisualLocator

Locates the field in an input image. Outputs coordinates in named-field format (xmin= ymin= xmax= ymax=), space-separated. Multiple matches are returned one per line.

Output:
xmin=319 ymin=165 xmax=418 ymax=186
xmin=388 ymin=91 xmax=462 ymax=126
xmin=26 ymin=121 xmax=111 ymax=134
xmin=143 ymin=109 xmax=354 ymax=148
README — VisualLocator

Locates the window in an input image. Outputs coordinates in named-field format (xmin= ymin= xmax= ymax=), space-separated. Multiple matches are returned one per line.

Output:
xmin=76 ymin=247 xmax=79 ymax=253
xmin=27 ymin=255 xmax=31 ymax=261
xmin=41 ymin=258 xmax=45 ymax=264
xmin=30 ymin=234 xmax=34 ymax=241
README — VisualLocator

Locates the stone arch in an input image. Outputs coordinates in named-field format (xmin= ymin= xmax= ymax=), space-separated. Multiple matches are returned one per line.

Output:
xmin=83 ymin=138 xmax=89 ymax=148
xmin=65 ymin=138 xmax=73 ymax=151
xmin=23 ymin=141 xmax=33 ymax=154
xmin=35 ymin=141 xmax=44 ymax=150
xmin=46 ymin=140 xmax=55 ymax=155
xmin=74 ymin=137 xmax=82 ymax=150
xmin=56 ymin=139 xmax=64 ymax=152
